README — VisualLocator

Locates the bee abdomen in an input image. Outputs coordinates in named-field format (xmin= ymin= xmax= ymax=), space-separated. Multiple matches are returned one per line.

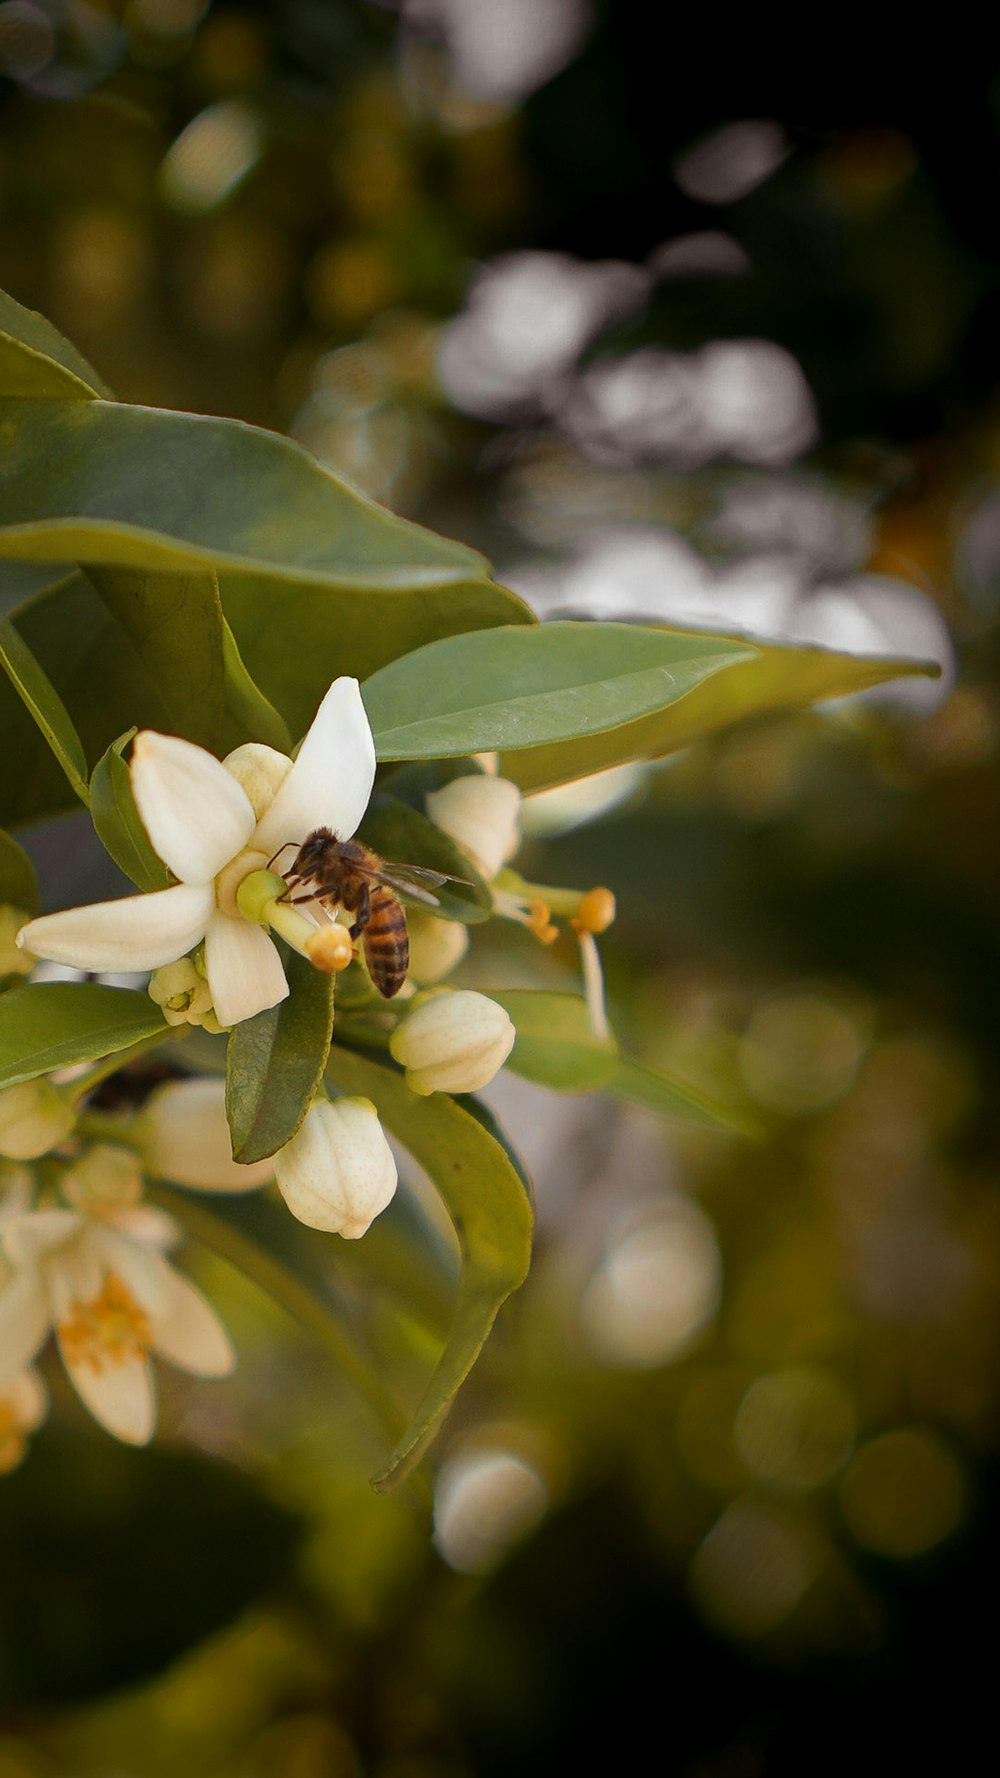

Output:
xmin=363 ymin=888 xmax=409 ymax=999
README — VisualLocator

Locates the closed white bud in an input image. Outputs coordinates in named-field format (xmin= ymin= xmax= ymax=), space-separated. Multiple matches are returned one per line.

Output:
xmin=0 ymin=1080 xmax=75 ymax=1161
xmin=389 ymin=990 xmax=515 ymax=1096
xmin=273 ymin=1097 xmax=397 ymax=1238
xmin=141 ymin=1078 xmax=276 ymax=1192
xmin=406 ymin=911 xmax=470 ymax=983
xmin=426 ymin=776 xmax=521 ymax=881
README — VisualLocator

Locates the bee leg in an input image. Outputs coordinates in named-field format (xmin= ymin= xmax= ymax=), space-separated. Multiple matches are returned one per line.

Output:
xmin=348 ymin=881 xmax=372 ymax=940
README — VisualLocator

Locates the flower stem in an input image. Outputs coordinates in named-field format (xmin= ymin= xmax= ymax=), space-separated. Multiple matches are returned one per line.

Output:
xmin=65 ymin=1028 xmax=184 ymax=1110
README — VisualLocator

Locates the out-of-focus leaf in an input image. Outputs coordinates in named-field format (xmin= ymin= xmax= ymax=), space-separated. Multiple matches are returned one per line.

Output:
xmin=0 ymin=1431 xmax=299 ymax=1709
xmin=89 ymin=731 xmax=171 ymax=892
xmin=363 ymin=622 xmax=754 ymax=759
xmin=501 ymin=631 xmax=942 ymax=790
xmin=361 ymin=792 xmax=492 ymax=924
xmin=85 ymin=565 xmax=225 ymax=752
xmin=0 ymin=398 xmax=497 ymax=588
xmin=221 ymin=569 xmax=531 ymax=741
xmin=611 ymin=1058 xmax=756 ymax=1133
xmin=226 ymin=949 xmax=335 ymax=1163
xmin=0 ymin=614 xmax=89 ymax=805
xmin=488 ymin=988 xmax=620 ymax=1090
xmin=325 ymin=1044 xmax=534 ymax=1490
xmin=0 ymin=828 xmax=38 ymax=914
xmin=0 ymin=983 xmax=167 ymax=1088
xmin=0 ymin=288 xmax=110 ymax=400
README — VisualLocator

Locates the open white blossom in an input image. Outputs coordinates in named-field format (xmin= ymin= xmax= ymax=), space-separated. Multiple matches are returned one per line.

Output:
xmin=17 ymin=678 xmax=376 ymax=1028
xmin=0 ymin=1192 xmax=233 ymax=1446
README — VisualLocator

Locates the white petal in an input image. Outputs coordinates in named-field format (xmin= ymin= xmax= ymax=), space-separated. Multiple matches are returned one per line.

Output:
xmin=91 ymin=1225 xmax=174 ymax=1319
xmin=107 ymin=1204 xmax=180 ymax=1248
xmin=2 ymin=1208 xmax=81 ymax=1268
xmin=252 ymin=677 xmax=376 ymax=855
xmin=150 ymin=1270 xmax=235 ymax=1376
xmin=131 ymin=730 xmax=256 ymax=884
xmin=19 ymin=883 xmax=214 ymax=973
xmin=0 ymin=1268 xmax=50 ymax=1380
xmin=204 ymin=911 xmax=288 ymax=1028
xmin=60 ymin=1340 xmax=156 ymax=1445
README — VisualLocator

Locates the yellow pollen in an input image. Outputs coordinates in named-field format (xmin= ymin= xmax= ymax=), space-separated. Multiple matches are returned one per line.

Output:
xmin=306 ymin=923 xmax=355 ymax=974
xmin=57 ymin=1271 xmax=151 ymax=1375
xmin=571 ymin=886 xmax=616 ymax=936
xmin=215 ymin=849 xmax=270 ymax=917
xmin=527 ymin=899 xmax=559 ymax=945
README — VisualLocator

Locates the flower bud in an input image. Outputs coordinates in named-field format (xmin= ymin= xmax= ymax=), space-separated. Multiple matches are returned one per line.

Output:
xmin=426 ymin=776 xmax=521 ymax=881
xmin=222 ymin=743 xmax=293 ymax=820
xmin=61 ymin=1143 xmax=144 ymax=1212
xmin=405 ymin=911 xmax=469 ymax=983
xmin=148 ymin=958 xmax=217 ymax=1028
xmin=389 ymin=990 xmax=515 ymax=1096
xmin=273 ymin=1097 xmax=397 ymax=1238
xmin=0 ymin=1080 xmax=75 ymax=1161
xmin=141 ymin=1078 xmax=276 ymax=1192
xmin=0 ymin=906 xmax=36 ymax=978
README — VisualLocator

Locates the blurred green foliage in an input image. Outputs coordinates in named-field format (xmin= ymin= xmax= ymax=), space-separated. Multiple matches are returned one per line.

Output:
xmin=2 ymin=3 xmax=1000 ymax=1774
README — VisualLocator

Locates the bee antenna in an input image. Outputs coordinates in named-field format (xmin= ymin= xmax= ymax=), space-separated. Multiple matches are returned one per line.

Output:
xmin=267 ymin=842 xmax=300 ymax=871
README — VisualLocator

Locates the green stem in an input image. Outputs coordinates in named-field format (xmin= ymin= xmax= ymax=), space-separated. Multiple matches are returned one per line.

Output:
xmin=77 ymin=1108 xmax=140 ymax=1145
xmin=65 ymin=1027 xmax=182 ymax=1109
xmin=147 ymin=1183 xmax=410 ymax=1458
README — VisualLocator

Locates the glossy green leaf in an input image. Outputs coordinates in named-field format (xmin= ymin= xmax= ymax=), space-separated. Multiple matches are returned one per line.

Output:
xmin=0 ymin=398 xmax=496 ymax=589
xmin=222 ymin=570 xmax=532 ymax=743
xmin=0 ymin=983 xmax=168 ymax=1088
xmin=0 ymin=614 xmax=89 ymax=805
xmin=501 ymin=630 xmax=943 ymax=790
xmin=89 ymin=732 xmax=171 ymax=892
xmin=486 ymin=988 xmax=620 ymax=1090
xmin=360 ymin=793 xmax=492 ymax=924
xmin=221 ymin=614 xmax=291 ymax=751
xmin=0 ymin=288 xmax=110 ymax=401
xmin=85 ymin=565 xmax=226 ymax=752
xmin=325 ymin=1044 xmax=534 ymax=1490
xmin=0 ymin=829 xmax=38 ymax=914
xmin=0 ymin=570 xmax=190 ymax=828
xmin=363 ymin=623 xmax=755 ymax=759
xmin=610 ymin=1058 xmax=756 ymax=1134
xmin=226 ymin=949 xmax=335 ymax=1163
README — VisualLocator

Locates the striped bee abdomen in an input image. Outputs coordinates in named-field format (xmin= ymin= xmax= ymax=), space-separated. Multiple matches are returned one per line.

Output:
xmin=362 ymin=885 xmax=409 ymax=998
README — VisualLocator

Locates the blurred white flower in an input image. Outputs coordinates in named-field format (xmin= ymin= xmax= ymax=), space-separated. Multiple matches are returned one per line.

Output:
xmin=141 ymin=1077 xmax=276 ymax=1193
xmin=426 ymin=774 xmax=522 ymax=880
xmin=0 ymin=1078 xmax=75 ymax=1161
xmin=0 ymin=1366 xmax=47 ymax=1474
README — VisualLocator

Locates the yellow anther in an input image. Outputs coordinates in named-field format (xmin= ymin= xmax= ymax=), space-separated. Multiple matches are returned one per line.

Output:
xmin=571 ymin=886 xmax=616 ymax=936
xmin=527 ymin=899 xmax=559 ymax=945
xmin=306 ymin=923 xmax=355 ymax=975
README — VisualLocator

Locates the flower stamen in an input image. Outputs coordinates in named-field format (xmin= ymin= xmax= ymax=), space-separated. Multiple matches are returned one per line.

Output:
xmin=57 ymin=1271 xmax=151 ymax=1374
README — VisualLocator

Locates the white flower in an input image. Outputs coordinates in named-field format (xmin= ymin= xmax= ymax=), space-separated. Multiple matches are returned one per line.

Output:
xmin=0 ymin=1367 xmax=47 ymax=1474
xmin=17 ymin=678 xmax=377 ymax=1029
xmin=141 ymin=1077 xmax=276 ymax=1193
xmin=0 ymin=1194 xmax=233 ymax=1446
xmin=273 ymin=1097 xmax=397 ymax=1238
xmin=426 ymin=775 xmax=522 ymax=881
xmin=405 ymin=909 xmax=470 ymax=984
xmin=389 ymin=989 xmax=515 ymax=1095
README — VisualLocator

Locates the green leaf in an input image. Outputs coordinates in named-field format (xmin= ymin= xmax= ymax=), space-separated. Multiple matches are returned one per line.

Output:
xmin=84 ymin=565 xmax=226 ymax=752
xmin=221 ymin=614 xmax=291 ymax=752
xmin=361 ymin=793 xmax=492 ymax=924
xmin=0 ymin=572 xmax=173 ymax=829
xmin=89 ymin=731 xmax=171 ymax=892
xmin=0 ymin=288 xmax=110 ymax=401
xmin=0 ymin=983 xmax=168 ymax=1088
xmin=610 ymin=1058 xmax=757 ymax=1134
xmin=486 ymin=988 xmax=620 ymax=1091
xmin=0 ymin=614 xmax=89 ymax=805
xmin=363 ymin=623 xmax=756 ymax=759
xmin=226 ymin=949 xmax=335 ymax=1163
xmin=0 ymin=829 xmax=38 ymax=915
xmin=500 ymin=628 xmax=943 ymax=791
xmin=0 ymin=398 xmax=498 ymax=589
xmin=325 ymin=1044 xmax=534 ymax=1490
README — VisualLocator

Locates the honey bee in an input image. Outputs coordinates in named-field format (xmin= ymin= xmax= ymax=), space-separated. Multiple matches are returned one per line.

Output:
xmin=275 ymin=828 xmax=459 ymax=999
